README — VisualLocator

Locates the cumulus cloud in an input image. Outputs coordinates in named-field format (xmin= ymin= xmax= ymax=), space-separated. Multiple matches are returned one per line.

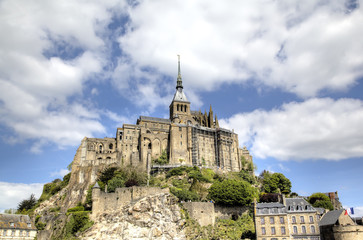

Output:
xmin=0 ymin=182 xmax=44 ymax=212
xmin=220 ymin=98 xmax=363 ymax=161
xmin=0 ymin=0 xmax=124 ymax=151
xmin=116 ymin=0 xmax=363 ymax=99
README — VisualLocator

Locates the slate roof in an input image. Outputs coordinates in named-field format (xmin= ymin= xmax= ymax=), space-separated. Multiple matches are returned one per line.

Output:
xmin=256 ymin=202 xmax=285 ymax=209
xmin=319 ymin=209 xmax=345 ymax=227
xmin=172 ymin=89 xmax=189 ymax=102
xmin=0 ymin=214 xmax=36 ymax=230
xmin=285 ymin=198 xmax=316 ymax=212
xmin=256 ymin=202 xmax=287 ymax=215
xmin=138 ymin=116 xmax=171 ymax=124
xmin=315 ymin=207 xmax=326 ymax=215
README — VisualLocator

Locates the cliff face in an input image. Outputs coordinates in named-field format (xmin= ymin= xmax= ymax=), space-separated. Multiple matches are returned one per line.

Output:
xmin=82 ymin=193 xmax=186 ymax=240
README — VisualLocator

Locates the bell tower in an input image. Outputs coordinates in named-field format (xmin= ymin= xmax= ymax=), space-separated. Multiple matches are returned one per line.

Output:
xmin=169 ymin=55 xmax=191 ymax=123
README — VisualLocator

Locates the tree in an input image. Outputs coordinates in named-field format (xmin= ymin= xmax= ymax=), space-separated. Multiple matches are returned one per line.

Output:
xmin=17 ymin=194 xmax=37 ymax=212
xmin=263 ymin=172 xmax=292 ymax=194
xmin=239 ymin=170 xmax=256 ymax=185
xmin=208 ymin=179 xmax=258 ymax=206
xmin=308 ymin=193 xmax=334 ymax=210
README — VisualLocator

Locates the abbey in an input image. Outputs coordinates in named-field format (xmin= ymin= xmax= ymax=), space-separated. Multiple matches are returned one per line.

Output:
xmin=74 ymin=57 xmax=252 ymax=178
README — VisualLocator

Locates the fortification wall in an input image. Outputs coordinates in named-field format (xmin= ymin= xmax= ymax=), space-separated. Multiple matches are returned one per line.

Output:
xmin=183 ymin=202 xmax=215 ymax=226
xmin=214 ymin=205 xmax=249 ymax=220
xmin=332 ymin=225 xmax=363 ymax=240
xmin=92 ymin=186 xmax=169 ymax=217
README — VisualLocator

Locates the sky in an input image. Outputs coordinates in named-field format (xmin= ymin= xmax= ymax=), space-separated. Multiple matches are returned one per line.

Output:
xmin=0 ymin=0 xmax=362 ymax=217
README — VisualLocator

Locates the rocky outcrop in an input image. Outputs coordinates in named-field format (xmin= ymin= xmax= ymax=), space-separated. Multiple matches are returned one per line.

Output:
xmin=82 ymin=193 xmax=186 ymax=240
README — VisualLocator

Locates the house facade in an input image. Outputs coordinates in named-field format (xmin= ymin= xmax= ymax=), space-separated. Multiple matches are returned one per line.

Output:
xmin=0 ymin=214 xmax=37 ymax=240
xmin=255 ymin=198 xmax=321 ymax=240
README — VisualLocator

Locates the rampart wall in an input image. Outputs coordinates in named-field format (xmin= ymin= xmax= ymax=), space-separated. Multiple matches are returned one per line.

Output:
xmin=332 ymin=225 xmax=363 ymax=240
xmin=92 ymin=186 xmax=169 ymax=217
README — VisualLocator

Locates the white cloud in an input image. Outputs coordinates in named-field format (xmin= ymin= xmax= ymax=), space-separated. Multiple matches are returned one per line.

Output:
xmin=0 ymin=0 xmax=123 ymax=151
xmin=50 ymin=169 xmax=70 ymax=178
xmin=115 ymin=0 xmax=363 ymax=100
xmin=220 ymin=98 xmax=363 ymax=161
xmin=0 ymin=182 xmax=44 ymax=212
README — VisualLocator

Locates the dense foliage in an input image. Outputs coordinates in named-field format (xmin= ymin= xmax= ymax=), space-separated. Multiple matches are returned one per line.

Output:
xmin=184 ymin=212 xmax=256 ymax=240
xmin=208 ymin=179 xmax=258 ymax=206
xmin=97 ymin=166 xmax=147 ymax=193
xmin=38 ymin=173 xmax=71 ymax=202
xmin=262 ymin=172 xmax=292 ymax=194
xmin=152 ymin=150 xmax=169 ymax=165
xmin=308 ymin=193 xmax=334 ymax=210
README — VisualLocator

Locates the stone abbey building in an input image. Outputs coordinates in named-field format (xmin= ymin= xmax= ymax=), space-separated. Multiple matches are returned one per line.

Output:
xmin=73 ymin=58 xmax=252 ymax=184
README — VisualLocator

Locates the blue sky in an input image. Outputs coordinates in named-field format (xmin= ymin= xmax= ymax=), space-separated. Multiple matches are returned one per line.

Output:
xmin=1 ymin=0 xmax=363 ymax=217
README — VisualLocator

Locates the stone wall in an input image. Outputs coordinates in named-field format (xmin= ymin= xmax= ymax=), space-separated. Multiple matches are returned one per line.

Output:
xmin=92 ymin=186 xmax=169 ymax=217
xmin=181 ymin=202 xmax=249 ymax=227
xmin=214 ymin=205 xmax=249 ymax=220
xmin=333 ymin=225 xmax=363 ymax=240
xmin=182 ymin=202 xmax=215 ymax=227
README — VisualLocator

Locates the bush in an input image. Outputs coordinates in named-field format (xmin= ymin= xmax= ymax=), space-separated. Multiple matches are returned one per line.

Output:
xmin=67 ymin=206 xmax=85 ymax=213
xmin=170 ymin=187 xmax=200 ymax=202
xmin=64 ymin=212 xmax=93 ymax=237
xmin=107 ymin=177 xmax=125 ymax=192
xmin=208 ymin=179 xmax=258 ymax=206
xmin=97 ymin=166 xmax=147 ymax=192
xmin=166 ymin=166 xmax=194 ymax=178
xmin=308 ymin=193 xmax=334 ymax=210
xmin=239 ymin=170 xmax=256 ymax=185
xmin=153 ymin=150 xmax=169 ymax=165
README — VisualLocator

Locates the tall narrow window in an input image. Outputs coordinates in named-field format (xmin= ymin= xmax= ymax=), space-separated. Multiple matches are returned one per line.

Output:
xmin=280 ymin=217 xmax=284 ymax=224
xmin=271 ymin=227 xmax=276 ymax=235
xmin=293 ymin=226 xmax=298 ymax=234
xmin=292 ymin=216 xmax=296 ymax=223
xmin=261 ymin=217 xmax=265 ymax=224
xmin=281 ymin=227 xmax=286 ymax=235
xmin=302 ymin=226 xmax=306 ymax=234
xmin=311 ymin=225 xmax=315 ymax=233
xmin=270 ymin=217 xmax=274 ymax=224
xmin=261 ymin=227 xmax=266 ymax=235
xmin=309 ymin=216 xmax=314 ymax=223
xmin=300 ymin=216 xmax=305 ymax=223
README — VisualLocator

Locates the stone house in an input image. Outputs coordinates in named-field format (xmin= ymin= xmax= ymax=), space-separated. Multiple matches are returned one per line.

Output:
xmin=319 ymin=209 xmax=363 ymax=240
xmin=255 ymin=197 xmax=321 ymax=240
xmin=0 ymin=214 xmax=37 ymax=239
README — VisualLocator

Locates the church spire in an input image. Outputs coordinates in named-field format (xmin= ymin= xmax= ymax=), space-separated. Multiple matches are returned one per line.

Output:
xmin=176 ymin=55 xmax=183 ymax=90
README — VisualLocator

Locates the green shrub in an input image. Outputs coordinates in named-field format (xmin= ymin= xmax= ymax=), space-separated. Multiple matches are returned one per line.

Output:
xmin=97 ymin=166 xmax=147 ymax=192
xmin=67 ymin=206 xmax=85 ymax=213
xmin=107 ymin=177 xmax=125 ymax=193
xmin=170 ymin=187 xmax=199 ymax=202
xmin=308 ymin=193 xmax=334 ymax=210
xmin=153 ymin=150 xmax=169 ymax=165
xmin=166 ymin=166 xmax=194 ymax=178
xmin=64 ymin=212 xmax=93 ymax=237
xmin=208 ymin=179 xmax=258 ymax=206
